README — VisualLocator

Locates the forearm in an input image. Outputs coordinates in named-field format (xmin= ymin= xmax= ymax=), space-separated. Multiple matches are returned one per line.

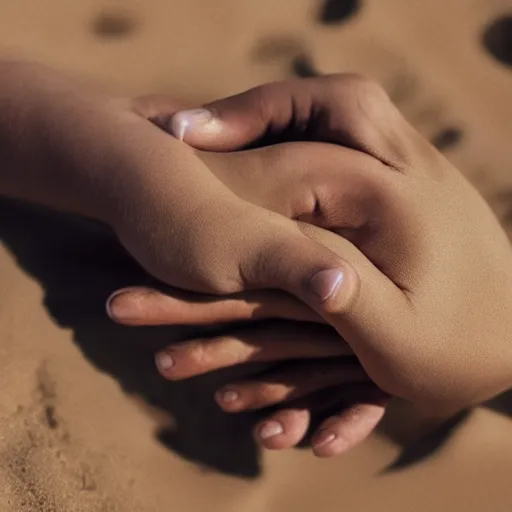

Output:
xmin=0 ymin=60 xmax=227 ymax=234
xmin=0 ymin=61 xmax=131 ymax=223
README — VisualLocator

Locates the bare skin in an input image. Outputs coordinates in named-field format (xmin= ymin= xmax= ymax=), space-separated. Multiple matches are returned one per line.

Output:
xmin=0 ymin=61 xmax=352 ymax=303
xmin=0 ymin=62 xmax=379 ymax=455
xmin=4 ymin=62 xmax=511 ymax=457
xmin=108 ymin=76 xmax=512 ymax=457
xmin=109 ymin=285 xmax=387 ymax=452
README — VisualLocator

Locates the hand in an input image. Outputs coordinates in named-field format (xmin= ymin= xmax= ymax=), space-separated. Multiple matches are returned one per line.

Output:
xmin=0 ymin=62 xmax=356 ymax=303
xmin=112 ymin=75 xmax=512 ymax=455
xmin=108 ymin=285 xmax=388 ymax=456
xmin=0 ymin=62 xmax=381 ymax=457
xmin=170 ymin=74 xmax=512 ymax=407
xmin=107 ymin=95 xmax=396 ymax=455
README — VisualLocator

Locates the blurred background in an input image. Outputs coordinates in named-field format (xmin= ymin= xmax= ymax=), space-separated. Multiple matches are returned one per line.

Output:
xmin=1 ymin=1 xmax=512 ymax=511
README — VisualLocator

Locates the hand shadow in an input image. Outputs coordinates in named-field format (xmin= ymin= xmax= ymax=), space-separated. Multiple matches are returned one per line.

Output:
xmin=378 ymin=392 xmax=512 ymax=473
xmin=0 ymin=198 xmax=264 ymax=478
xmin=2 ymin=198 xmax=511 ymax=478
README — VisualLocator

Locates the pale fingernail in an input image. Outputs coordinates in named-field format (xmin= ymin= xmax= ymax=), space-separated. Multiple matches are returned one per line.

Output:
xmin=168 ymin=108 xmax=221 ymax=141
xmin=105 ymin=288 xmax=136 ymax=322
xmin=155 ymin=352 xmax=174 ymax=373
xmin=309 ymin=269 xmax=344 ymax=301
xmin=313 ymin=429 xmax=336 ymax=448
xmin=259 ymin=421 xmax=284 ymax=440
xmin=217 ymin=389 xmax=240 ymax=404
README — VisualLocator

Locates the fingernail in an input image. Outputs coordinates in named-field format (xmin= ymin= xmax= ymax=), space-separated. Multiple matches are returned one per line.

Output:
xmin=309 ymin=269 xmax=344 ymax=301
xmin=313 ymin=429 xmax=336 ymax=448
xmin=155 ymin=352 xmax=174 ymax=373
xmin=105 ymin=288 xmax=135 ymax=322
xmin=259 ymin=421 xmax=284 ymax=440
xmin=169 ymin=108 xmax=221 ymax=141
xmin=216 ymin=388 xmax=240 ymax=405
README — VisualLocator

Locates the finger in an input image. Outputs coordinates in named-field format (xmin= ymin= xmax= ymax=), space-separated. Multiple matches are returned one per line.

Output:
xmin=166 ymin=75 xmax=429 ymax=172
xmin=106 ymin=149 xmax=407 ymax=344
xmin=105 ymin=148 xmax=402 ymax=334
xmin=215 ymin=358 xmax=367 ymax=412
xmin=300 ymin=383 xmax=388 ymax=447
xmin=154 ymin=323 xmax=350 ymax=380
xmin=254 ymin=408 xmax=311 ymax=451
xmin=254 ymin=384 xmax=388 ymax=451
xmin=132 ymin=90 xmax=387 ymax=226
xmin=232 ymin=214 xmax=412 ymax=381
xmin=311 ymin=387 xmax=388 ymax=457
xmin=107 ymin=286 xmax=320 ymax=326
xmin=287 ymin=222 xmax=413 ymax=396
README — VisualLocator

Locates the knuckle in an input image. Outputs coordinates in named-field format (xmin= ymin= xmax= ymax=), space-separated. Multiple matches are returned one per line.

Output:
xmin=253 ymin=383 xmax=290 ymax=406
xmin=349 ymin=81 xmax=391 ymax=133
xmin=245 ymin=83 xmax=277 ymax=125
xmin=206 ymin=335 xmax=243 ymax=365
xmin=196 ymin=256 xmax=244 ymax=295
xmin=322 ymin=75 xmax=416 ymax=171
xmin=185 ymin=341 xmax=214 ymax=373
xmin=180 ymin=336 xmax=242 ymax=376
xmin=323 ymin=73 xmax=389 ymax=108
xmin=347 ymin=75 xmax=388 ymax=105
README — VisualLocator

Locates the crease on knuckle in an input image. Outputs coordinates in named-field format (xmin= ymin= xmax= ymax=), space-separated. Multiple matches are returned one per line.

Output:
xmin=186 ymin=341 xmax=214 ymax=373
xmin=338 ymin=76 xmax=414 ymax=172
xmin=254 ymin=382 xmax=292 ymax=406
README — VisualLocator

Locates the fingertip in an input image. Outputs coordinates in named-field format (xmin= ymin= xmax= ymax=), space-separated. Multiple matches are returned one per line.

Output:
xmin=308 ymin=268 xmax=344 ymax=302
xmin=311 ymin=424 xmax=351 ymax=458
xmin=214 ymin=388 xmax=245 ymax=412
xmin=311 ymin=403 xmax=386 ymax=457
xmin=313 ymin=437 xmax=348 ymax=458
xmin=106 ymin=287 xmax=139 ymax=324
xmin=155 ymin=351 xmax=175 ymax=378
xmin=310 ymin=414 xmax=348 ymax=457
xmin=254 ymin=409 xmax=310 ymax=450
xmin=305 ymin=259 xmax=360 ymax=315
xmin=168 ymin=108 xmax=223 ymax=142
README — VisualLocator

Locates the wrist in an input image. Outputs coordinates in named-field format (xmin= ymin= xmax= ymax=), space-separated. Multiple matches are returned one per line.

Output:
xmin=0 ymin=64 xmax=129 ymax=225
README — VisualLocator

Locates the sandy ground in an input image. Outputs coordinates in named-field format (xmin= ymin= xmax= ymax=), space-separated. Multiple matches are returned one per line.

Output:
xmin=1 ymin=1 xmax=512 ymax=510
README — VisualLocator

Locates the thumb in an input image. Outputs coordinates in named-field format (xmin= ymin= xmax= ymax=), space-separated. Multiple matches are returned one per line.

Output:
xmin=163 ymin=86 xmax=294 ymax=150
xmin=160 ymin=76 xmax=396 ymax=153
xmin=159 ymin=79 xmax=318 ymax=150
xmin=233 ymin=210 xmax=358 ymax=303
xmin=287 ymin=223 xmax=412 ymax=389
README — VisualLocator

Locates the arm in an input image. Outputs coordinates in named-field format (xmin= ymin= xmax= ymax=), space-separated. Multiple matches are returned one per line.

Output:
xmin=0 ymin=60 xmax=215 ymax=225
xmin=0 ymin=61 xmax=350 ymax=302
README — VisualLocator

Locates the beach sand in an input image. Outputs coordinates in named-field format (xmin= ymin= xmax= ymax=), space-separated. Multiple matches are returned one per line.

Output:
xmin=1 ymin=1 xmax=512 ymax=510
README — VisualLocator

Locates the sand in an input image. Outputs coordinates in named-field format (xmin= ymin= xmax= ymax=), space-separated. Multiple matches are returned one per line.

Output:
xmin=1 ymin=1 xmax=512 ymax=510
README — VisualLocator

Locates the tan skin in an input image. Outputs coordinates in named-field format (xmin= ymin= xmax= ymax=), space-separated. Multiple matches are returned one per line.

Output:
xmin=108 ymin=76 xmax=512 ymax=457
xmin=0 ymin=61 xmax=351 ymax=300
xmin=2 ymin=62 xmax=511 ymax=457
xmin=0 ymin=62 xmax=381 ymax=455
